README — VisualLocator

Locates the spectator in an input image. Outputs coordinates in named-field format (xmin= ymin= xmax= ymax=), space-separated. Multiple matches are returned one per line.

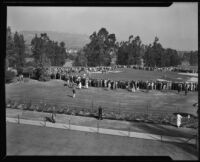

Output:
xmin=98 ymin=106 xmax=103 ymax=120
xmin=51 ymin=107 xmax=56 ymax=123
xmin=176 ymin=114 xmax=182 ymax=128
xmin=184 ymin=84 xmax=188 ymax=96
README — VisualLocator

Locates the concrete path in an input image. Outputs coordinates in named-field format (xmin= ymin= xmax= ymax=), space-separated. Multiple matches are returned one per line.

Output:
xmin=6 ymin=117 xmax=197 ymax=145
xmin=6 ymin=108 xmax=197 ymax=138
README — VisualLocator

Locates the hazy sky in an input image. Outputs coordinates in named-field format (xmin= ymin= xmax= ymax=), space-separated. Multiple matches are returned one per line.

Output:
xmin=7 ymin=3 xmax=198 ymax=51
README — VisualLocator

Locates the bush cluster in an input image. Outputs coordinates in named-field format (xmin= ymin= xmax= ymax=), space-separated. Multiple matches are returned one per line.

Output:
xmin=33 ymin=66 xmax=50 ymax=81
xmin=5 ymin=70 xmax=16 ymax=83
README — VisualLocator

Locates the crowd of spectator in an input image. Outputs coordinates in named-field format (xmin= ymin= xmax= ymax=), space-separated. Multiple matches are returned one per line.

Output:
xmin=42 ymin=65 xmax=198 ymax=93
xmin=46 ymin=64 xmax=198 ymax=76
xmin=62 ymin=75 xmax=198 ymax=92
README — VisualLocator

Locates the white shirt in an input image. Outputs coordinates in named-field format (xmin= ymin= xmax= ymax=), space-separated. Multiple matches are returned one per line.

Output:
xmin=177 ymin=114 xmax=182 ymax=125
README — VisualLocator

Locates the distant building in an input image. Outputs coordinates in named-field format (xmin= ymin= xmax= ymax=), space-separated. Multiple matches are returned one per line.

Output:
xmin=66 ymin=49 xmax=78 ymax=54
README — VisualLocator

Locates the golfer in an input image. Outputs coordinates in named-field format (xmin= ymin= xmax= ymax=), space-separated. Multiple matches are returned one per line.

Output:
xmin=72 ymin=87 xmax=76 ymax=98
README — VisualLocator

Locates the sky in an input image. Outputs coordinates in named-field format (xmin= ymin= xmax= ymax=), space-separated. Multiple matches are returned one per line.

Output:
xmin=7 ymin=3 xmax=198 ymax=51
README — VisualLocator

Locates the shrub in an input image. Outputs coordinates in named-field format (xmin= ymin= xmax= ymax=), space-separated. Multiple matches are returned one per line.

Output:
xmin=5 ymin=70 xmax=16 ymax=83
xmin=17 ymin=67 xmax=23 ymax=75
xmin=33 ymin=66 xmax=50 ymax=81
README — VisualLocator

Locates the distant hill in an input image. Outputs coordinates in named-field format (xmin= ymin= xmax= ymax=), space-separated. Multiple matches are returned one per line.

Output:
xmin=19 ymin=30 xmax=90 ymax=49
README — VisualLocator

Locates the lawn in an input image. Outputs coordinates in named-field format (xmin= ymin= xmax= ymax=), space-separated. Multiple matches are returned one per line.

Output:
xmin=90 ymin=68 xmax=198 ymax=82
xmin=6 ymin=123 xmax=198 ymax=159
xmin=5 ymin=78 xmax=198 ymax=116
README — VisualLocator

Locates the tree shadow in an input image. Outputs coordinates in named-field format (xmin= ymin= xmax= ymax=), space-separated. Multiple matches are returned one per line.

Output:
xmin=130 ymin=121 xmax=198 ymax=157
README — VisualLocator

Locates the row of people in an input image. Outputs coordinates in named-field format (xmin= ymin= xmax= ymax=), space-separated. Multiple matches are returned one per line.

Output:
xmin=62 ymin=74 xmax=198 ymax=92
xmin=117 ymin=65 xmax=197 ymax=73
xmin=46 ymin=64 xmax=197 ymax=77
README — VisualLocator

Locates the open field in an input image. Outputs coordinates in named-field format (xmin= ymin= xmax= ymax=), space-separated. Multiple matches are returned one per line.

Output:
xmin=6 ymin=123 xmax=198 ymax=159
xmin=90 ymin=68 xmax=198 ymax=82
xmin=6 ymin=79 xmax=198 ymax=116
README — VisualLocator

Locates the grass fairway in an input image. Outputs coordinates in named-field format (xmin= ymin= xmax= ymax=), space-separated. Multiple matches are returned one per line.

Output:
xmin=6 ymin=79 xmax=198 ymax=116
xmin=6 ymin=123 xmax=198 ymax=159
xmin=90 ymin=68 xmax=197 ymax=82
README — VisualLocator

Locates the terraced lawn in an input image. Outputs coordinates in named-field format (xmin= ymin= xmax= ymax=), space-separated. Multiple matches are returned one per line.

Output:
xmin=6 ymin=79 xmax=198 ymax=116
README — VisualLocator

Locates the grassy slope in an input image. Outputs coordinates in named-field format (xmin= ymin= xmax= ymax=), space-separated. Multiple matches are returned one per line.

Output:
xmin=6 ymin=79 xmax=198 ymax=116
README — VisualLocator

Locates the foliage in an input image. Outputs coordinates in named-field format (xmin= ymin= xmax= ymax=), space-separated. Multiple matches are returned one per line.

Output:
xmin=117 ymin=35 xmax=144 ymax=65
xmin=5 ymin=70 xmax=16 ymax=83
xmin=24 ymin=60 xmax=36 ymax=67
xmin=73 ymin=50 xmax=88 ymax=66
xmin=7 ymin=26 xmax=196 ymax=68
xmin=144 ymin=37 xmax=181 ymax=67
xmin=33 ymin=65 xmax=50 ymax=81
xmin=83 ymin=28 xmax=117 ymax=66
xmin=182 ymin=51 xmax=198 ymax=66
xmin=6 ymin=27 xmax=26 ymax=69
xmin=31 ymin=33 xmax=66 ymax=66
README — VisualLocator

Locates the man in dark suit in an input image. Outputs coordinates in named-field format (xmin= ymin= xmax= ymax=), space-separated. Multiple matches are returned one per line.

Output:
xmin=98 ymin=106 xmax=103 ymax=120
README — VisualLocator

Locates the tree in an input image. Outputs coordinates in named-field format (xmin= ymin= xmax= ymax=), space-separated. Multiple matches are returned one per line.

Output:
xmin=31 ymin=33 xmax=51 ymax=66
xmin=84 ymin=27 xmax=117 ymax=66
xmin=13 ymin=32 xmax=26 ymax=69
xmin=31 ymin=33 xmax=66 ymax=67
xmin=144 ymin=37 xmax=165 ymax=67
xmin=189 ymin=51 xmax=198 ymax=66
xmin=74 ymin=50 xmax=88 ymax=66
xmin=6 ymin=27 xmax=16 ymax=68
xmin=116 ymin=35 xmax=143 ymax=65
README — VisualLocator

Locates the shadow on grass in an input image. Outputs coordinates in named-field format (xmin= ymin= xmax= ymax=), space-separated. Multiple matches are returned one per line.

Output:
xmin=67 ymin=95 xmax=73 ymax=98
xmin=130 ymin=122 xmax=198 ymax=157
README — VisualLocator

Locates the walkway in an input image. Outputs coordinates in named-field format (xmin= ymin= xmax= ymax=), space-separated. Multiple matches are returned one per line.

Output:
xmin=6 ymin=116 xmax=197 ymax=145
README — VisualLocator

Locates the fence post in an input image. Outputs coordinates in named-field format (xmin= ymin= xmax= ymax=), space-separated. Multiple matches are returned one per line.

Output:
xmin=23 ymin=96 xmax=26 ymax=106
xmin=43 ymin=98 xmax=45 ymax=112
xmin=18 ymin=114 xmax=20 ymax=124
xmin=97 ymin=120 xmax=99 ymax=133
xmin=147 ymin=103 xmax=149 ymax=120
xmin=69 ymin=118 xmax=71 ymax=130
xmin=196 ymin=132 xmax=199 ymax=150
xmin=44 ymin=118 xmax=46 ymax=127
xmin=118 ymin=102 xmax=121 ymax=115
xmin=91 ymin=100 xmax=94 ymax=113
xmin=128 ymin=126 xmax=131 ymax=137
xmin=30 ymin=98 xmax=32 ymax=110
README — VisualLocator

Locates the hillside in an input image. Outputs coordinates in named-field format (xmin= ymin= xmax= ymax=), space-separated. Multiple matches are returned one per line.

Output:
xmin=19 ymin=30 xmax=90 ymax=49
